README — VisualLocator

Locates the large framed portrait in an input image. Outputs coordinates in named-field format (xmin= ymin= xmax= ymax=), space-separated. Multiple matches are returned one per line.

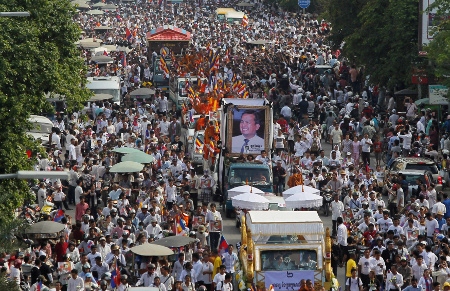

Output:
xmin=227 ymin=106 xmax=270 ymax=155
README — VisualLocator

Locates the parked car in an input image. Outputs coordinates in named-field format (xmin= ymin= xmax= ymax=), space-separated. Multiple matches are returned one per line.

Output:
xmin=388 ymin=157 xmax=443 ymax=185
xmin=396 ymin=170 xmax=442 ymax=199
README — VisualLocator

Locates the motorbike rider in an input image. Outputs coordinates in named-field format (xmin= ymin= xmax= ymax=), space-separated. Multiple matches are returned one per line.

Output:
xmin=325 ymin=172 xmax=343 ymax=196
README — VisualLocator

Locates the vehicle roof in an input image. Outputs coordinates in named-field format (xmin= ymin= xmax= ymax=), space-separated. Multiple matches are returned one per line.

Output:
xmin=315 ymin=65 xmax=332 ymax=68
xmin=393 ymin=157 xmax=435 ymax=164
xmin=397 ymin=169 xmax=432 ymax=175
xmin=222 ymin=98 xmax=268 ymax=106
xmin=225 ymin=11 xmax=245 ymax=18
xmin=246 ymin=211 xmax=323 ymax=235
xmin=229 ymin=163 xmax=270 ymax=169
xmin=29 ymin=115 xmax=53 ymax=125
xmin=216 ymin=8 xmax=237 ymax=14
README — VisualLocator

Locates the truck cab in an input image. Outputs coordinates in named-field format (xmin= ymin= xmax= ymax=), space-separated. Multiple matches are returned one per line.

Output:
xmin=237 ymin=211 xmax=333 ymax=291
xmin=152 ymin=55 xmax=171 ymax=90
xmin=169 ymin=76 xmax=205 ymax=109
xmin=86 ymin=76 xmax=121 ymax=105
xmin=224 ymin=163 xmax=273 ymax=217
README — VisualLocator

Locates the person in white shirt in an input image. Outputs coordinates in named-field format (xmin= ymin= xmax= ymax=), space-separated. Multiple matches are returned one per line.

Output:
xmin=337 ymin=216 xmax=348 ymax=260
xmin=217 ymin=274 xmax=233 ymax=291
xmin=411 ymin=256 xmax=428 ymax=281
xmin=213 ymin=265 xmax=226 ymax=291
xmin=198 ymin=254 xmax=213 ymax=288
xmin=432 ymin=196 xmax=446 ymax=215
xmin=346 ymin=268 xmax=363 ymax=291
xmin=425 ymin=213 xmax=439 ymax=238
xmin=67 ymin=269 xmax=84 ymax=291
xmin=397 ymin=130 xmax=412 ymax=157
xmin=385 ymin=264 xmax=403 ymax=291
xmin=331 ymin=194 xmax=344 ymax=236
xmin=160 ymin=266 xmax=175 ymax=291
xmin=146 ymin=219 xmax=162 ymax=238
xmin=370 ymin=250 xmax=386 ymax=283
xmin=136 ymin=264 xmax=158 ymax=287
xmin=222 ymin=245 xmax=238 ymax=274
xmin=360 ymin=133 xmax=373 ymax=165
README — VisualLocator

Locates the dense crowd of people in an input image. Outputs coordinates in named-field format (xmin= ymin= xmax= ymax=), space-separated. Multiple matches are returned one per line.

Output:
xmin=4 ymin=0 xmax=450 ymax=290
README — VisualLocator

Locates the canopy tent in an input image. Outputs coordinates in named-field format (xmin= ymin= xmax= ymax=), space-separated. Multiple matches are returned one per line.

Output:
xmin=130 ymin=243 xmax=174 ymax=256
xmin=227 ymin=184 xmax=264 ymax=199
xmin=284 ymin=191 xmax=323 ymax=209
xmin=109 ymin=161 xmax=144 ymax=173
xmin=151 ymin=236 xmax=197 ymax=248
xmin=245 ymin=211 xmax=324 ymax=236
xmin=282 ymin=185 xmax=320 ymax=199
xmin=232 ymin=192 xmax=270 ymax=210
xmin=122 ymin=152 xmax=155 ymax=164
xmin=112 ymin=147 xmax=143 ymax=154
xmin=130 ymin=87 xmax=156 ymax=97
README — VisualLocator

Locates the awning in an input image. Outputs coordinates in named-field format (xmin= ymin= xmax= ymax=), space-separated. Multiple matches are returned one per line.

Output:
xmin=245 ymin=211 xmax=324 ymax=236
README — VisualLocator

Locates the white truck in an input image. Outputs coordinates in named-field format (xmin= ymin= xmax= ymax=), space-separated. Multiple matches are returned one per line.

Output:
xmin=86 ymin=76 xmax=121 ymax=105
xmin=169 ymin=76 xmax=206 ymax=109
xmin=218 ymin=98 xmax=274 ymax=206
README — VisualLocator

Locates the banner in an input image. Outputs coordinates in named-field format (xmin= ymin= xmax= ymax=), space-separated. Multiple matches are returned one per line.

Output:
xmin=265 ymin=270 xmax=315 ymax=291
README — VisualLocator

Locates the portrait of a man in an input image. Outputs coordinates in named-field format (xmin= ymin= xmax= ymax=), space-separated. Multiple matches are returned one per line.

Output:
xmin=231 ymin=109 xmax=265 ymax=154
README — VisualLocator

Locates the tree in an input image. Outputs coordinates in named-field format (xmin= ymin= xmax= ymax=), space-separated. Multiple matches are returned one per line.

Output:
xmin=324 ymin=0 xmax=367 ymax=49
xmin=0 ymin=0 xmax=90 ymax=252
xmin=327 ymin=0 xmax=419 ymax=88
xmin=425 ymin=0 xmax=450 ymax=88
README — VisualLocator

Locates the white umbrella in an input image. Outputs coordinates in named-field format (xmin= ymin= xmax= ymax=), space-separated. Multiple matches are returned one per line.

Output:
xmin=232 ymin=192 xmax=270 ymax=210
xmin=282 ymin=185 xmax=320 ymax=199
xmin=227 ymin=184 xmax=264 ymax=199
xmin=284 ymin=190 xmax=323 ymax=209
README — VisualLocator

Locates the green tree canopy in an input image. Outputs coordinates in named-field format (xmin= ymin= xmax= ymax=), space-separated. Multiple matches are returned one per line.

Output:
xmin=326 ymin=0 xmax=419 ymax=89
xmin=0 ymin=0 xmax=90 ymax=252
xmin=425 ymin=0 xmax=450 ymax=88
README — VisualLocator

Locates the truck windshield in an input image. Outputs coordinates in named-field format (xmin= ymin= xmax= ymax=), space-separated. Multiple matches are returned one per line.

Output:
xmin=261 ymin=249 xmax=317 ymax=271
xmin=229 ymin=168 xmax=271 ymax=185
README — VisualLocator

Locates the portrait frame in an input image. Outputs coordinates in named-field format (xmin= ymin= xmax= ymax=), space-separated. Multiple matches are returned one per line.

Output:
xmin=227 ymin=105 xmax=270 ymax=156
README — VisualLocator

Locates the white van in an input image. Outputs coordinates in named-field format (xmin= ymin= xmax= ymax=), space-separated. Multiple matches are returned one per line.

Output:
xmin=28 ymin=115 xmax=53 ymax=145
xmin=86 ymin=76 xmax=121 ymax=105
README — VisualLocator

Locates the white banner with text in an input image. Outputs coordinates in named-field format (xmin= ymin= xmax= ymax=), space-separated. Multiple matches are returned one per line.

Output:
xmin=264 ymin=270 xmax=315 ymax=291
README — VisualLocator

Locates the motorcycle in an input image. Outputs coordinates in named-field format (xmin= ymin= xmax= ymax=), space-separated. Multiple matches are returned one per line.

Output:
xmin=321 ymin=188 xmax=333 ymax=217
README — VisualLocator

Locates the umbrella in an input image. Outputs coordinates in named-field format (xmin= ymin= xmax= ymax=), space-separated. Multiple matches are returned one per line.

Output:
xmin=112 ymin=147 xmax=143 ymax=154
xmin=236 ymin=2 xmax=254 ymax=6
xmin=130 ymin=87 xmax=156 ymax=97
xmin=131 ymin=243 xmax=174 ymax=256
xmin=284 ymin=189 xmax=323 ymax=209
xmin=152 ymin=236 xmax=197 ymax=248
xmin=74 ymin=2 xmax=90 ymax=9
xmin=102 ymin=3 xmax=118 ymax=9
xmin=282 ymin=185 xmax=320 ymax=199
xmin=88 ymin=94 xmax=113 ymax=102
xmin=394 ymin=89 xmax=418 ymax=96
xmin=86 ymin=9 xmax=104 ymax=15
xmin=232 ymin=192 xmax=270 ymax=210
xmin=77 ymin=41 xmax=101 ymax=48
xmin=91 ymin=55 xmax=114 ymax=64
xmin=25 ymin=221 xmax=65 ymax=234
xmin=101 ymin=44 xmax=119 ymax=52
xmin=109 ymin=161 xmax=144 ymax=173
xmin=227 ymin=185 xmax=264 ymax=199
xmin=122 ymin=152 xmax=154 ymax=164
xmin=92 ymin=2 xmax=106 ymax=7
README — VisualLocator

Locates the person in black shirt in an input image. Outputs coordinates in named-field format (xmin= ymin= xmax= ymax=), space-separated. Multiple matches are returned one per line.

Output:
xmin=273 ymin=161 xmax=287 ymax=195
